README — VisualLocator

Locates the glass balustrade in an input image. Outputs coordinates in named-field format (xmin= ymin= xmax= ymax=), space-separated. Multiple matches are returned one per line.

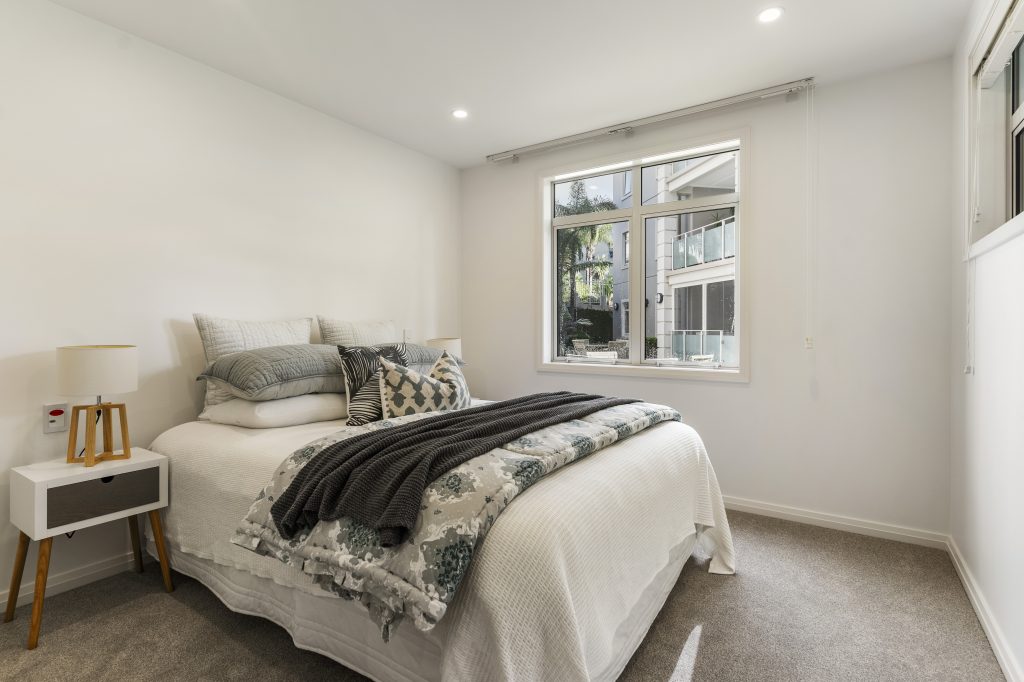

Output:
xmin=670 ymin=330 xmax=738 ymax=366
xmin=672 ymin=218 xmax=736 ymax=270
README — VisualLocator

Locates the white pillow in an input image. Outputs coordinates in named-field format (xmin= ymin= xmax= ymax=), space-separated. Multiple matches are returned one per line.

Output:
xmin=199 ymin=394 xmax=347 ymax=429
xmin=317 ymin=316 xmax=398 ymax=346
xmin=193 ymin=313 xmax=312 ymax=408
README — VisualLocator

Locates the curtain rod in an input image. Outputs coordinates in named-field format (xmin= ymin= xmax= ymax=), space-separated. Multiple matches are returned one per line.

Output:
xmin=485 ymin=77 xmax=814 ymax=164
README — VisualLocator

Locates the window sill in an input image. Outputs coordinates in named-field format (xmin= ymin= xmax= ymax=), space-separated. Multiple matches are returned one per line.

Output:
xmin=968 ymin=211 xmax=1024 ymax=260
xmin=537 ymin=360 xmax=749 ymax=383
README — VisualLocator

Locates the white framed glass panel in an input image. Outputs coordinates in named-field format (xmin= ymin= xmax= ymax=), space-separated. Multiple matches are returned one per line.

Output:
xmin=554 ymin=171 xmax=633 ymax=217
xmin=553 ymin=220 xmax=629 ymax=361
xmin=641 ymin=150 xmax=738 ymax=206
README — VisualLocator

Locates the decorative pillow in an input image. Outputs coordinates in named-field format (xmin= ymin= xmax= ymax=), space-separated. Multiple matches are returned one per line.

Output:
xmin=200 ymin=394 xmax=347 ymax=429
xmin=197 ymin=344 xmax=345 ymax=403
xmin=318 ymin=317 xmax=398 ymax=347
xmin=379 ymin=351 xmax=471 ymax=419
xmin=193 ymin=314 xmax=311 ymax=407
xmin=338 ymin=343 xmax=408 ymax=425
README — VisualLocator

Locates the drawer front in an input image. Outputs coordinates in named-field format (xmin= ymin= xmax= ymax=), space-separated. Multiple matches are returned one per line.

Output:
xmin=47 ymin=467 xmax=160 ymax=529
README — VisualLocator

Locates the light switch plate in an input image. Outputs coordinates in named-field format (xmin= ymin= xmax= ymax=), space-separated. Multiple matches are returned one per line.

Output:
xmin=43 ymin=403 xmax=69 ymax=434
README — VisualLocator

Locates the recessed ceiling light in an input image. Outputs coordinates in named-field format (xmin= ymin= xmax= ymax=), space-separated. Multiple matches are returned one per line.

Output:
xmin=452 ymin=109 xmax=469 ymax=119
xmin=758 ymin=7 xmax=784 ymax=23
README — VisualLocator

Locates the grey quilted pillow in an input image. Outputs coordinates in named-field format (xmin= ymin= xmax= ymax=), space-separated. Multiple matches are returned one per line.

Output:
xmin=198 ymin=344 xmax=345 ymax=401
xmin=404 ymin=343 xmax=465 ymax=373
xmin=193 ymin=314 xmax=312 ymax=407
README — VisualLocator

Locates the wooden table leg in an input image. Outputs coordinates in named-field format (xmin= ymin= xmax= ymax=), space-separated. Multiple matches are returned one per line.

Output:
xmin=128 ymin=516 xmax=144 ymax=573
xmin=27 ymin=537 xmax=52 ymax=649
xmin=147 ymin=510 xmax=174 ymax=593
xmin=4 ymin=532 xmax=30 ymax=623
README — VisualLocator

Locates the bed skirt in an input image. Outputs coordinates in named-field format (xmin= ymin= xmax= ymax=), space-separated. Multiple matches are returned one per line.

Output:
xmin=147 ymin=532 xmax=699 ymax=682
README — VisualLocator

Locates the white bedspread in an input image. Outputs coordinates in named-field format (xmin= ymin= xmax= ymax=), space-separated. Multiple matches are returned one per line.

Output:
xmin=150 ymin=415 xmax=734 ymax=682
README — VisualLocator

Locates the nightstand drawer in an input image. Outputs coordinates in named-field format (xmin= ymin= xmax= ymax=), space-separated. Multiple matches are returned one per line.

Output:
xmin=46 ymin=468 xmax=160 ymax=528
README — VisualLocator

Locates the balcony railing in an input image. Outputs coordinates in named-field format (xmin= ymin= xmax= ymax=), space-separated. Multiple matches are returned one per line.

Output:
xmin=671 ymin=330 xmax=738 ymax=366
xmin=672 ymin=217 xmax=736 ymax=270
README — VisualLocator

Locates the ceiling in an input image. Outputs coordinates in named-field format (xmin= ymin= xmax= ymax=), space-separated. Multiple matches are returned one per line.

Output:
xmin=52 ymin=0 xmax=971 ymax=168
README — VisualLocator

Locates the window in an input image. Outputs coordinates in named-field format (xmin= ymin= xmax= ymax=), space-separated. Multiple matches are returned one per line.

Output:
xmin=547 ymin=141 xmax=741 ymax=373
xmin=973 ymin=26 xmax=1024 ymax=241
xmin=1013 ymin=39 xmax=1024 ymax=217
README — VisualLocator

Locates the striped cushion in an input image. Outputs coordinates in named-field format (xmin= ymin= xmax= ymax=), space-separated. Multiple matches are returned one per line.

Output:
xmin=379 ymin=352 xmax=471 ymax=418
xmin=338 ymin=344 xmax=408 ymax=426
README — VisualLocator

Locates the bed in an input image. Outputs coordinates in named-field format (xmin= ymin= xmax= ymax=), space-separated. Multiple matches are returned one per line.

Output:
xmin=146 ymin=409 xmax=734 ymax=681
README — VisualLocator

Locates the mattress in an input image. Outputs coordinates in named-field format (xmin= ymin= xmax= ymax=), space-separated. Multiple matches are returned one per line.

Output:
xmin=148 ymin=413 xmax=733 ymax=681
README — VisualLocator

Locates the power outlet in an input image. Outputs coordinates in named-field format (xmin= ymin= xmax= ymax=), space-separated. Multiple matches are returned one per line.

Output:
xmin=43 ymin=403 xmax=70 ymax=434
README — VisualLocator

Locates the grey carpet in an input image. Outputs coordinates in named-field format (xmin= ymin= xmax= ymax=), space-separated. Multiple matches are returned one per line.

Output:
xmin=0 ymin=512 xmax=1003 ymax=681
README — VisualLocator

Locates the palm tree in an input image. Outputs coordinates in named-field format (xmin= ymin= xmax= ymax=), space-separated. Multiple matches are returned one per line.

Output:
xmin=554 ymin=181 xmax=616 ymax=351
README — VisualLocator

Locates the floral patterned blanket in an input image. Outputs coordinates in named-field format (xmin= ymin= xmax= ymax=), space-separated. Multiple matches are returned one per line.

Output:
xmin=231 ymin=401 xmax=680 ymax=639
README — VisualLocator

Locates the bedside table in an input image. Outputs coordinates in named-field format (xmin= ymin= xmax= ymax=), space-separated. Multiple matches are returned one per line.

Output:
xmin=3 ymin=448 xmax=173 ymax=649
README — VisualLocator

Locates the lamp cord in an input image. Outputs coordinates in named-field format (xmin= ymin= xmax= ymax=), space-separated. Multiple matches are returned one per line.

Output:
xmin=77 ymin=409 xmax=103 ymax=457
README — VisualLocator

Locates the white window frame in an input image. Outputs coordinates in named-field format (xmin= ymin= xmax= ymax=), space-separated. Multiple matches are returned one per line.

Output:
xmin=538 ymin=131 xmax=750 ymax=382
xmin=966 ymin=0 xmax=1024 ymax=256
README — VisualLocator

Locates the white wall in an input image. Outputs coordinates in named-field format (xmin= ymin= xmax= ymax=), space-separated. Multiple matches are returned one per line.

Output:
xmin=461 ymin=58 xmax=953 ymax=534
xmin=950 ymin=0 xmax=1024 ymax=678
xmin=0 ymin=0 xmax=460 ymax=601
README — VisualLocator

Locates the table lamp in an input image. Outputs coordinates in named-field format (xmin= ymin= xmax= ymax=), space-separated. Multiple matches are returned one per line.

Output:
xmin=56 ymin=345 xmax=138 ymax=467
xmin=425 ymin=337 xmax=462 ymax=359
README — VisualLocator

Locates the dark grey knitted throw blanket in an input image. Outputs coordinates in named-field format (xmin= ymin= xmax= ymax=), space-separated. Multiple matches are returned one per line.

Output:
xmin=270 ymin=392 xmax=637 ymax=546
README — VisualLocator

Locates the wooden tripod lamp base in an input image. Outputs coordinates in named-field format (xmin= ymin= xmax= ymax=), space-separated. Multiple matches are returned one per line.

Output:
xmin=66 ymin=403 xmax=132 ymax=467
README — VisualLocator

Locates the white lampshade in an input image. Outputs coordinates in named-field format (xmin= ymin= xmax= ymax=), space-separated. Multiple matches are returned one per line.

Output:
xmin=57 ymin=345 xmax=138 ymax=398
xmin=425 ymin=337 xmax=462 ymax=359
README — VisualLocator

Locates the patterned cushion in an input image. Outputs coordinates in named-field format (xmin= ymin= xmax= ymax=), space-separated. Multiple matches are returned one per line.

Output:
xmin=338 ymin=343 xmax=408 ymax=425
xmin=193 ymin=314 xmax=312 ymax=408
xmin=379 ymin=352 xmax=471 ymax=419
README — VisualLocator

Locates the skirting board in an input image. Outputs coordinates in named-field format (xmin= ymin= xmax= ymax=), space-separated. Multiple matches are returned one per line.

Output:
xmin=0 ymin=550 xmax=135 ymax=610
xmin=725 ymin=495 xmax=1021 ymax=682
xmin=723 ymin=495 xmax=949 ymax=548
xmin=947 ymin=537 xmax=1023 ymax=682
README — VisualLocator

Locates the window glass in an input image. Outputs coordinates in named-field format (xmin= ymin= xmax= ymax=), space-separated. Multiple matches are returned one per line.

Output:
xmin=1014 ymin=39 xmax=1024 ymax=113
xmin=554 ymin=171 xmax=632 ymax=217
xmin=675 ymin=285 xmax=702 ymax=329
xmin=554 ymin=221 xmax=629 ymax=360
xmin=1016 ymin=127 xmax=1024 ymax=217
xmin=706 ymin=280 xmax=735 ymax=333
xmin=645 ymin=208 xmax=738 ymax=270
xmin=645 ymin=206 xmax=739 ymax=366
xmin=641 ymin=151 xmax=737 ymax=206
